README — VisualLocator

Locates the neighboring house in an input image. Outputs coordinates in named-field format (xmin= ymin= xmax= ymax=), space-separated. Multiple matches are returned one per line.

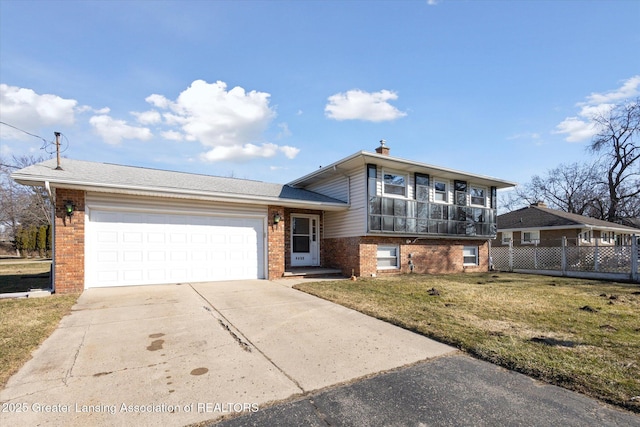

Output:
xmin=494 ymin=202 xmax=639 ymax=247
xmin=12 ymin=142 xmax=515 ymax=293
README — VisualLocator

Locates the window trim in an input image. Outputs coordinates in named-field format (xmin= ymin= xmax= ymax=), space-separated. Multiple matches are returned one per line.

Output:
xmin=470 ymin=186 xmax=487 ymax=207
xmin=522 ymin=230 xmax=540 ymax=245
xmin=382 ymin=169 xmax=408 ymax=198
xmin=433 ymin=179 xmax=449 ymax=204
xmin=601 ymin=231 xmax=614 ymax=244
xmin=377 ymin=244 xmax=400 ymax=270
xmin=462 ymin=246 xmax=479 ymax=266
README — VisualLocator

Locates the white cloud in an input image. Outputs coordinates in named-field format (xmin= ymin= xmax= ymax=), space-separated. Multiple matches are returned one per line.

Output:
xmin=200 ymin=143 xmax=279 ymax=162
xmin=145 ymin=94 xmax=171 ymax=109
xmin=553 ymin=117 xmax=597 ymax=143
xmin=161 ymin=130 xmax=184 ymax=141
xmin=585 ymin=75 xmax=640 ymax=104
xmin=279 ymin=145 xmax=300 ymax=159
xmin=132 ymin=110 xmax=162 ymax=125
xmin=0 ymin=84 xmax=77 ymax=139
xmin=554 ymin=75 xmax=639 ymax=142
xmin=139 ymin=79 xmax=299 ymax=162
xmin=89 ymin=115 xmax=153 ymax=145
xmin=325 ymin=89 xmax=407 ymax=122
xmin=200 ymin=143 xmax=300 ymax=162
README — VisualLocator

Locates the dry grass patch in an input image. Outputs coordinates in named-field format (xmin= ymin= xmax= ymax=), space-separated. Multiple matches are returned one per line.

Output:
xmin=0 ymin=293 xmax=78 ymax=388
xmin=295 ymin=273 xmax=640 ymax=413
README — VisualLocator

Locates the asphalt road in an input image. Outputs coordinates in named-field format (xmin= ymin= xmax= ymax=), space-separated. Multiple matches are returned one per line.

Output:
xmin=211 ymin=354 xmax=640 ymax=427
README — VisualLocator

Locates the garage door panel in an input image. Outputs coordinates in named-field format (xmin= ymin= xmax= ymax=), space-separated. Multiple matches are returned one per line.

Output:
xmin=86 ymin=208 xmax=265 ymax=288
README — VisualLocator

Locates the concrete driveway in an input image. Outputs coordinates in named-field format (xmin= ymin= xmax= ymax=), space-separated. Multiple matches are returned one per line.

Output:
xmin=0 ymin=280 xmax=454 ymax=426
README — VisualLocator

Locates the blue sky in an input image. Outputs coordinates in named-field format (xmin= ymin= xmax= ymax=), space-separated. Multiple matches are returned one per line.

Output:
xmin=1 ymin=0 xmax=639 ymax=190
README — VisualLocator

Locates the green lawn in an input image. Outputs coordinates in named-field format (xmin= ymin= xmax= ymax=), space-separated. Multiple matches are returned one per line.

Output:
xmin=295 ymin=273 xmax=640 ymax=413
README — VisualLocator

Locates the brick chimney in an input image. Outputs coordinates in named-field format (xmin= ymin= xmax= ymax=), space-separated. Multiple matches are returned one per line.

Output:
xmin=531 ymin=201 xmax=547 ymax=208
xmin=375 ymin=139 xmax=390 ymax=156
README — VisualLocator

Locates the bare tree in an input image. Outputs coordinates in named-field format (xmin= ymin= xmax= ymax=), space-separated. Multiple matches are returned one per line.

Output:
xmin=509 ymin=162 xmax=604 ymax=215
xmin=590 ymin=98 xmax=640 ymax=223
xmin=0 ymin=155 xmax=51 ymax=244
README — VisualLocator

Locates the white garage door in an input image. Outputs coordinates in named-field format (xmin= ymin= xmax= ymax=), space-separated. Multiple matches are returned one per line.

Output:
xmin=85 ymin=209 xmax=265 ymax=288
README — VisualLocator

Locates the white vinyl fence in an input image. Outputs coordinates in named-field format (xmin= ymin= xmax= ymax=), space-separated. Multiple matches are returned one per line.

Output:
xmin=491 ymin=236 xmax=639 ymax=283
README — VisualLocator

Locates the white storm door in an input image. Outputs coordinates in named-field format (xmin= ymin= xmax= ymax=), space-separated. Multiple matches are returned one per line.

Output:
xmin=291 ymin=215 xmax=319 ymax=267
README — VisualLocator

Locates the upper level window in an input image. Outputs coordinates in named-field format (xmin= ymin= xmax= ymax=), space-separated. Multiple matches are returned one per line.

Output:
xmin=454 ymin=180 xmax=467 ymax=206
xmin=522 ymin=230 xmax=540 ymax=245
xmin=415 ymin=173 xmax=430 ymax=201
xmin=383 ymin=172 xmax=407 ymax=196
xmin=434 ymin=180 xmax=448 ymax=203
xmin=470 ymin=187 xmax=486 ymax=206
xmin=367 ymin=164 xmax=377 ymax=197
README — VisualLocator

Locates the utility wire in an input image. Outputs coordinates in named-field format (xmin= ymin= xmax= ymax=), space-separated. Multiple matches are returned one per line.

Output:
xmin=0 ymin=121 xmax=61 ymax=152
xmin=0 ymin=121 xmax=48 ymax=143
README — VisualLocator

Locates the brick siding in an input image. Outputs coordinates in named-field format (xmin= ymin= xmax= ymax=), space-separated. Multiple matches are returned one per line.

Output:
xmin=267 ymin=205 xmax=286 ymax=279
xmin=54 ymin=188 xmax=85 ymax=293
xmin=324 ymin=236 xmax=490 ymax=277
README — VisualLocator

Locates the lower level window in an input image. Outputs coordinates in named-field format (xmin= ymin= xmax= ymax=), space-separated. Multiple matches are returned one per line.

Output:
xmin=377 ymin=245 xmax=399 ymax=269
xmin=463 ymin=246 xmax=478 ymax=266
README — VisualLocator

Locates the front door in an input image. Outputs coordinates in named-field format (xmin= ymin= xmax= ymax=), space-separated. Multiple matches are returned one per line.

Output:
xmin=291 ymin=214 xmax=319 ymax=267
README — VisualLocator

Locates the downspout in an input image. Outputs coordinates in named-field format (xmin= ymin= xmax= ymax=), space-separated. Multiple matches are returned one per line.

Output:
xmin=45 ymin=181 xmax=55 ymax=293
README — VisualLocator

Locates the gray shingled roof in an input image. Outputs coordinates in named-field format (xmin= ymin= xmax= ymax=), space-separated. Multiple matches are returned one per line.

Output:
xmin=498 ymin=205 xmax=639 ymax=232
xmin=12 ymin=159 xmax=348 ymax=206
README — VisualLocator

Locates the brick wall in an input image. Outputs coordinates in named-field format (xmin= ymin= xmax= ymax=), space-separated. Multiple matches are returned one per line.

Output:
xmin=324 ymin=237 xmax=362 ymax=276
xmin=323 ymin=236 xmax=490 ymax=277
xmin=267 ymin=205 xmax=285 ymax=279
xmin=54 ymin=188 xmax=85 ymax=293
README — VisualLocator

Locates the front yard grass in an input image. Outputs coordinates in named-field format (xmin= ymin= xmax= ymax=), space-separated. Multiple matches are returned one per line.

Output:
xmin=0 ymin=294 xmax=78 ymax=388
xmin=295 ymin=273 xmax=640 ymax=413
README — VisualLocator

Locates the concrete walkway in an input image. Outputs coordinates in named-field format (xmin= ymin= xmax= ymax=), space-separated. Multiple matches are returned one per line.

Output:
xmin=0 ymin=280 xmax=454 ymax=426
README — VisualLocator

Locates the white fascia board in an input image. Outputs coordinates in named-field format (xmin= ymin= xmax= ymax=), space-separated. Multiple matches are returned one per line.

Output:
xmin=288 ymin=151 xmax=517 ymax=189
xmin=287 ymin=151 xmax=365 ymax=187
xmin=15 ymin=176 xmax=349 ymax=211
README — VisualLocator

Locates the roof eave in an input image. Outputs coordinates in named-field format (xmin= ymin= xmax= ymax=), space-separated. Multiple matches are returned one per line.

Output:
xmin=499 ymin=224 xmax=639 ymax=233
xmin=13 ymin=175 xmax=350 ymax=211
xmin=287 ymin=151 xmax=517 ymax=189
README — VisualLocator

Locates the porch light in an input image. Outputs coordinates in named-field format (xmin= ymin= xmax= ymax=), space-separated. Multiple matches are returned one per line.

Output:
xmin=273 ymin=212 xmax=282 ymax=224
xmin=64 ymin=200 xmax=75 ymax=217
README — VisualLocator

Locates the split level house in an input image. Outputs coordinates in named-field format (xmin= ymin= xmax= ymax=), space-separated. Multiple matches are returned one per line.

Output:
xmin=494 ymin=202 xmax=639 ymax=247
xmin=12 ymin=143 xmax=516 ymax=293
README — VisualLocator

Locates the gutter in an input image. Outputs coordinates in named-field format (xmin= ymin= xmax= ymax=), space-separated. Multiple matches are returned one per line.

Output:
xmin=14 ymin=176 xmax=350 ymax=212
xmin=499 ymin=224 xmax=637 ymax=234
